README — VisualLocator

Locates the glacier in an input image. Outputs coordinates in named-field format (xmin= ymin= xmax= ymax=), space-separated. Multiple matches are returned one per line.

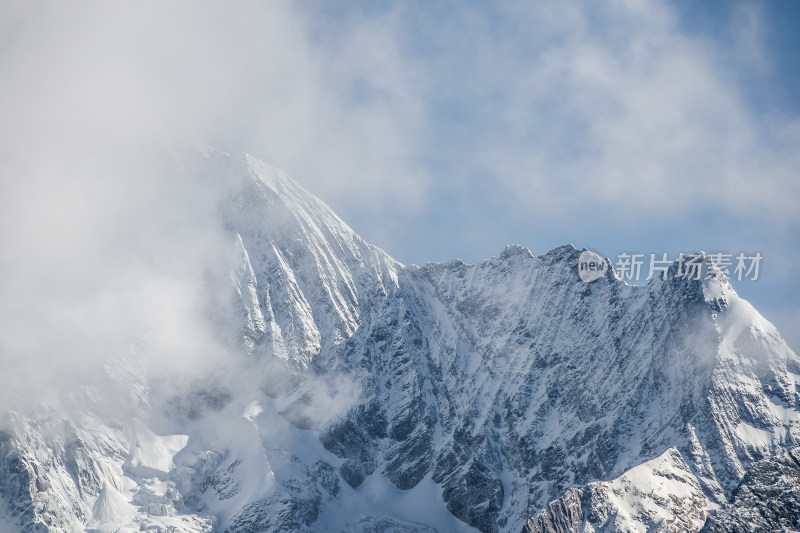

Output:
xmin=1 ymin=147 xmax=799 ymax=532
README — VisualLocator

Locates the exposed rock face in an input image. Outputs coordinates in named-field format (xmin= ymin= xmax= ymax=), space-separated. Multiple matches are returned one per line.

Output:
xmin=522 ymin=488 xmax=584 ymax=533
xmin=2 ymin=149 xmax=799 ymax=532
xmin=700 ymin=448 xmax=800 ymax=532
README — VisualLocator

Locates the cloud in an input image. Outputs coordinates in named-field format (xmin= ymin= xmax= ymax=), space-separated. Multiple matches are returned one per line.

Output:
xmin=0 ymin=142 xmax=233 ymax=414
xmin=1 ymin=0 xmax=798 ymax=416
xmin=0 ymin=1 xmax=430 ymax=212
xmin=387 ymin=0 xmax=800 ymax=222
xmin=0 ymin=0 xmax=431 ymax=415
xmin=6 ymin=0 xmax=794 ymax=255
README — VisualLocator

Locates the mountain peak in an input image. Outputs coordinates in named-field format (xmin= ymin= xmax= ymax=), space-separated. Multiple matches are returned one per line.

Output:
xmin=498 ymin=244 xmax=535 ymax=260
xmin=545 ymin=243 xmax=578 ymax=256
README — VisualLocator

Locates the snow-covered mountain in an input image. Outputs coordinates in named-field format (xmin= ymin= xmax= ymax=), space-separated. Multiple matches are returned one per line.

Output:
xmin=2 ymin=148 xmax=799 ymax=532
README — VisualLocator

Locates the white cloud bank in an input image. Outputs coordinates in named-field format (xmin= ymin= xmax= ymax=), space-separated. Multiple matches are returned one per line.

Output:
xmin=0 ymin=0 xmax=427 ymax=414
xmin=0 ymin=0 xmax=798 ymax=411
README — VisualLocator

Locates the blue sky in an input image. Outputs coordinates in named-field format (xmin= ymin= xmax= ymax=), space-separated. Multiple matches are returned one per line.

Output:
xmin=1 ymin=0 xmax=798 ymax=350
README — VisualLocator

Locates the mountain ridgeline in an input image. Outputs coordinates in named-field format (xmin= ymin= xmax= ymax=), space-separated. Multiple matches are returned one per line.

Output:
xmin=2 ymin=149 xmax=799 ymax=532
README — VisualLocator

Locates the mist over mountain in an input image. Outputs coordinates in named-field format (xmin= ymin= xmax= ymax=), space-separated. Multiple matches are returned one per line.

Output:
xmin=1 ymin=148 xmax=798 ymax=533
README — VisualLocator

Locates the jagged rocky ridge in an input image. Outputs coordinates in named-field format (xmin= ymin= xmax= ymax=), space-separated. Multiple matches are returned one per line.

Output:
xmin=700 ymin=447 xmax=800 ymax=532
xmin=525 ymin=446 xmax=800 ymax=533
xmin=523 ymin=448 xmax=712 ymax=532
xmin=1 ymin=148 xmax=799 ymax=532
